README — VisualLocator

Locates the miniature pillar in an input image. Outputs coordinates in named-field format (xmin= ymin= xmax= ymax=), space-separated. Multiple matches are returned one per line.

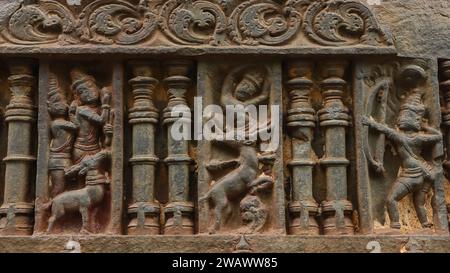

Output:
xmin=127 ymin=61 xmax=160 ymax=235
xmin=286 ymin=60 xmax=319 ymax=235
xmin=440 ymin=60 xmax=450 ymax=218
xmin=163 ymin=60 xmax=194 ymax=235
xmin=318 ymin=60 xmax=354 ymax=235
xmin=0 ymin=60 xmax=36 ymax=235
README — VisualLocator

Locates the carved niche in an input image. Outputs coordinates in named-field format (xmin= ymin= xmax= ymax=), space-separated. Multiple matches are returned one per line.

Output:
xmin=357 ymin=59 xmax=449 ymax=234
xmin=197 ymin=60 xmax=285 ymax=235
xmin=34 ymin=61 xmax=120 ymax=235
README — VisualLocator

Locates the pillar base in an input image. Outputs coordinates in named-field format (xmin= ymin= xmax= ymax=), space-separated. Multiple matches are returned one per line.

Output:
xmin=164 ymin=202 xmax=194 ymax=235
xmin=127 ymin=202 xmax=161 ymax=235
xmin=288 ymin=200 xmax=319 ymax=235
xmin=321 ymin=200 xmax=354 ymax=235
xmin=0 ymin=202 xmax=34 ymax=235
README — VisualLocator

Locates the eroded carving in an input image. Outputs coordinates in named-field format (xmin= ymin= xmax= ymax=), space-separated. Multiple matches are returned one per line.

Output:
xmin=200 ymin=64 xmax=277 ymax=234
xmin=44 ymin=68 xmax=113 ymax=234
xmin=77 ymin=0 xmax=157 ymax=44
xmin=304 ymin=0 xmax=392 ymax=46
xmin=228 ymin=0 xmax=302 ymax=45
xmin=159 ymin=0 xmax=227 ymax=45
xmin=1 ymin=0 xmax=77 ymax=45
xmin=285 ymin=60 xmax=319 ymax=235
xmin=363 ymin=61 xmax=447 ymax=232
xmin=0 ymin=60 xmax=36 ymax=235
xmin=0 ymin=0 xmax=393 ymax=47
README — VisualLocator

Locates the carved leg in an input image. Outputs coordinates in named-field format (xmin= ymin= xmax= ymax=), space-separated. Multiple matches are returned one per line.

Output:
xmin=46 ymin=203 xmax=63 ymax=233
xmin=211 ymin=195 xmax=227 ymax=234
xmin=79 ymin=206 xmax=90 ymax=234
xmin=386 ymin=180 xmax=410 ymax=229
xmin=46 ymin=216 xmax=56 ymax=233
xmin=413 ymin=189 xmax=432 ymax=228
xmin=50 ymin=170 xmax=66 ymax=198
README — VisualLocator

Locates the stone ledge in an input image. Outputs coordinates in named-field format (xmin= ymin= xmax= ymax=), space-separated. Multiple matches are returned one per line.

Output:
xmin=0 ymin=235 xmax=449 ymax=253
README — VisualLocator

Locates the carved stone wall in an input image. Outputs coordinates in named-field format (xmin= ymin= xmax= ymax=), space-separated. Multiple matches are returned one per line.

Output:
xmin=0 ymin=0 xmax=449 ymax=253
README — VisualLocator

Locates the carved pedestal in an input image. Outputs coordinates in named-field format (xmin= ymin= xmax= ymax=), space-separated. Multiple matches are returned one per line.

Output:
xmin=286 ymin=60 xmax=319 ymax=235
xmin=0 ymin=60 xmax=36 ymax=235
xmin=127 ymin=61 xmax=160 ymax=235
xmin=163 ymin=60 xmax=194 ymax=235
xmin=318 ymin=60 xmax=354 ymax=235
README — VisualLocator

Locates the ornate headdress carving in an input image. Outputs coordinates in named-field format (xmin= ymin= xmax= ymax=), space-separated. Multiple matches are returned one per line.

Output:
xmin=48 ymin=73 xmax=67 ymax=105
xmin=242 ymin=67 xmax=265 ymax=91
xmin=70 ymin=68 xmax=95 ymax=91
xmin=400 ymin=90 xmax=426 ymax=117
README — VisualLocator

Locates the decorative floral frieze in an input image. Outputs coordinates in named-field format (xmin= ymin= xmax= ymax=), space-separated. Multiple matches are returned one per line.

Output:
xmin=0 ymin=0 xmax=393 ymax=47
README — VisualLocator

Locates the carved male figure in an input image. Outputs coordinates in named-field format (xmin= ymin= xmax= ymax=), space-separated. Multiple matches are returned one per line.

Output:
xmin=48 ymin=73 xmax=76 ymax=197
xmin=363 ymin=90 xmax=442 ymax=229
xmin=69 ymin=68 xmax=111 ymax=164
xmin=201 ymin=65 xmax=274 ymax=233
xmin=44 ymin=69 xmax=113 ymax=234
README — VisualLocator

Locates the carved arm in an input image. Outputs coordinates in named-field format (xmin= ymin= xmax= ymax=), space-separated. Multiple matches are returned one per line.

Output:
xmin=362 ymin=116 xmax=402 ymax=143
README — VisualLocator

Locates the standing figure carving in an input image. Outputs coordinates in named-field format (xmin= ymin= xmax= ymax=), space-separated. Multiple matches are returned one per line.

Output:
xmin=45 ymin=68 xmax=113 ymax=234
xmin=47 ymin=73 xmax=76 ymax=198
xmin=362 ymin=63 xmax=442 ymax=230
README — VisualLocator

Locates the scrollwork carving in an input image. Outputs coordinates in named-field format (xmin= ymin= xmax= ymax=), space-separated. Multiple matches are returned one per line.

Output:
xmin=77 ymin=0 xmax=157 ymax=45
xmin=159 ymin=0 xmax=227 ymax=45
xmin=1 ymin=0 xmax=77 ymax=45
xmin=303 ymin=0 xmax=392 ymax=46
xmin=228 ymin=0 xmax=302 ymax=45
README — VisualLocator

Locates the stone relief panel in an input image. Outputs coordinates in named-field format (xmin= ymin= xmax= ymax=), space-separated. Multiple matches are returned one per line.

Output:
xmin=0 ymin=1 xmax=449 ymax=254
xmin=357 ymin=59 xmax=449 ymax=234
xmin=0 ymin=0 xmax=393 ymax=48
xmin=197 ymin=60 xmax=285 ymax=235
xmin=34 ymin=62 xmax=119 ymax=235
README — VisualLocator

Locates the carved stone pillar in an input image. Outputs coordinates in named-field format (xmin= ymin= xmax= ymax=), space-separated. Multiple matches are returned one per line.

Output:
xmin=127 ymin=61 xmax=160 ymax=235
xmin=318 ymin=60 xmax=354 ymax=235
xmin=440 ymin=60 xmax=450 ymax=219
xmin=0 ymin=60 xmax=36 ymax=235
xmin=286 ymin=60 xmax=319 ymax=235
xmin=163 ymin=60 xmax=194 ymax=235
xmin=441 ymin=61 xmax=450 ymax=169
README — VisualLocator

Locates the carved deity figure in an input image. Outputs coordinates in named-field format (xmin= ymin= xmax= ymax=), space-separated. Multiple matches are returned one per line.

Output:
xmin=69 ymin=68 xmax=111 ymax=164
xmin=48 ymin=73 xmax=76 ymax=198
xmin=45 ymin=68 xmax=113 ymax=234
xmin=363 ymin=90 xmax=442 ymax=229
xmin=202 ymin=65 xmax=274 ymax=234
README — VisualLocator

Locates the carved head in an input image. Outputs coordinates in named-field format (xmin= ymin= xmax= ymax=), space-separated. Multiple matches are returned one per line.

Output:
xmin=398 ymin=60 xmax=428 ymax=88
xmin=234 ymin=68 xmax=266 ymax=101
xmin=397 ymin=90 xmax=426 ymax=132
xmin=42 ymin=14 xmax=62 ymax=30
xmin=47 ymin=73 xmax=68 ymax=117
xmin=70 ymin=68 xmax=100 ymax=105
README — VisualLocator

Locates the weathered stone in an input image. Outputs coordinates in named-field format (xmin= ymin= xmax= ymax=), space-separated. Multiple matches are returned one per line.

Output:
xmin=0 ymin=0 xmax=448 ymax=253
